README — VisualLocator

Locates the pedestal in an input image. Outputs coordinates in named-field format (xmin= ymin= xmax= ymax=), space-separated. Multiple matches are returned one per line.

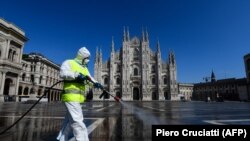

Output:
xmin=26 ymin=93 xmax=38 ymax=104
xmin=0 ymin=95 xmax=4 ymax=102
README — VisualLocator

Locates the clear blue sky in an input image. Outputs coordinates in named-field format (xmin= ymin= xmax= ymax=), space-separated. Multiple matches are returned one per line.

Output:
xmin=1 ymin=0 xmax=250 ymax=83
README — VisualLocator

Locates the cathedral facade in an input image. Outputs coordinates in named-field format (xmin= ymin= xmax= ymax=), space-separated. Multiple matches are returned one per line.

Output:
xmin=93 ymin=28 xmax=178 ymax=101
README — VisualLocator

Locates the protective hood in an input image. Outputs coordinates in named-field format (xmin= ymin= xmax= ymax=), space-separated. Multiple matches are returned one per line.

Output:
xmin=75 ymin=47 xmax=90 ymax=65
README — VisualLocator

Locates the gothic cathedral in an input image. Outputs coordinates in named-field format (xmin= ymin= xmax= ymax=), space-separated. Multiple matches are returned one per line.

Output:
xmin=94 ymin=28 xmax=178 ymax=101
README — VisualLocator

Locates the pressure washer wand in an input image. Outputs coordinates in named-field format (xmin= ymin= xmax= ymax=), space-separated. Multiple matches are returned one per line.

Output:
xmin=99 ymin=89 xmax=121 ymax=102
xmin=86 ymin=76 xmax=121 ymax=102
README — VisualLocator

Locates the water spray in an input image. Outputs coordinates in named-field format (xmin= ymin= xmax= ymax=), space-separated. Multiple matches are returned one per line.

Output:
xmin=97 ymin=85 xmax=161 ymax=124
xmin=85 ymin=75 xmax=162 ymax=125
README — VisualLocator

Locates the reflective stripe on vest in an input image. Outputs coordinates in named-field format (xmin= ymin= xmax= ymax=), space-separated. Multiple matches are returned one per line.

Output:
xmin=62 ymin=60 xmax=90 ymax=103
xmin=61 ymin=94 xmax=86 ymax=103
xmin=63 ymin=89 xmax=85 ymax=95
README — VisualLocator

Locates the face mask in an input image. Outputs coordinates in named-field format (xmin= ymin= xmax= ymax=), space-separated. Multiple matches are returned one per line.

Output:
xmin=82 ymin=58 xmax=90 ymax=64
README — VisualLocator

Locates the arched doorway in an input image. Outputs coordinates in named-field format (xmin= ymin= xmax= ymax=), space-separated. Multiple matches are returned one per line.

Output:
xmin=4 ymin=78 xmax=13 ymax=101
xmin=4 ymin=78 xmax=12 ymax=95
xmin=133 ymin=87 xmax=140 ymax=100
xmin=152 ymin=91 xmax=158 ymax=100
xmin=116 ymin=91 xmax=121 ymax=98
xmin=24 ymin=87 xmax=29 ymax=95
xmin=18 ymin=86 xmax=23 ymax=95
xmin=164 ymin=91 xmax=169 ymax=100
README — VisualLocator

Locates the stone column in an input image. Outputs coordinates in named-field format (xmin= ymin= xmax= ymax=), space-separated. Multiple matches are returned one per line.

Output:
xmin=0 ymin=39 xmax=5 ymax=59
xmin=41 ymin=76 xmax=45 ymax=85
xmin=21 ymin=85 xmax=24 ymax=95
xmin=5 ymin=39 xmax=10 ymax=59
xmin=0 ymin=72 xmax=6 ymax=102
xmin=19 ymin=46 xmax=23 ymax=63
xmin=15 ymin=75 xmax=20 ymax=102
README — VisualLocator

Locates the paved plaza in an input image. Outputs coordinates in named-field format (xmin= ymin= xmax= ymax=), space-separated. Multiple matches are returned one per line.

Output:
xmin=0 ymin=101 xmax=250 ymax=141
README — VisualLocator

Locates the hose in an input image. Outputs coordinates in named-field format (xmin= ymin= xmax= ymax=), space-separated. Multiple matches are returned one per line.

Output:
xmin=0 ymin=80 xmax=63 ymax=135
xmin=0 ymin=76 xmax=120 ymax=135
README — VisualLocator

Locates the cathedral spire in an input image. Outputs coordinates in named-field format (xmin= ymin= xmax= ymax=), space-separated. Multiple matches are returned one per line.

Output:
xmin=99 ymin=47 xmax=102 ymax=59
xmin=168 ymin=50 xmax=175 ymax=65
xmin=111 ymin=36 xmax=115 ymax=52
xmin=142 ymin=27 xmax=145 ymax=42
xmin=211 ymin=70 xmax=216 ymax=83
xmin=99 ymin=47 xmax=103 ymax=65
xmin=145 ymin=27 xmax=149 ymax=41
xmin=123 ymin=26 xmax=126 ymax=41
xmin=127 ymin=26 xmax=130 ymax=41
xmin=95 ymin=46 xmax=99 ymax=63
xmin=156 ymin=38 xmax=161 ymax=53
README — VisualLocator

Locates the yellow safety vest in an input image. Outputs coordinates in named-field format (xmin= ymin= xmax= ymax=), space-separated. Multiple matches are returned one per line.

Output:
xmin=61 ymin=60 xmax=90 ymax=103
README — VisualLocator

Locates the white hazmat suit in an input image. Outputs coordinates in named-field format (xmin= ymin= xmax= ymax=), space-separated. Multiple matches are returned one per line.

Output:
xmin=57 ymin=47 xmax=97 ymax=141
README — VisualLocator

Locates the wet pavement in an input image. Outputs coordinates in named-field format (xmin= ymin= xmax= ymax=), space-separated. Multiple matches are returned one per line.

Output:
xmin=0 ymin=101 xmax=250 ymax=141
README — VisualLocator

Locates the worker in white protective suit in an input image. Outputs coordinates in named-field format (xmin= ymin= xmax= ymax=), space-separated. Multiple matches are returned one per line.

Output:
xmin=57 ymin=47 xmax=103 ymax=141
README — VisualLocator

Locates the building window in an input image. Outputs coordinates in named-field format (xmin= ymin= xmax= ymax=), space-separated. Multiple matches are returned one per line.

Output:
xmin=34 ymin=64 xmax=36 ymax=72
xmin=31 ymin=75 xmax=34 ymax=83
xmin=31 ymin=65 xmax=33 ymax=72
xmin=38 ymin=89 xmax=42 ymax=96
xmin=18 ymin=86 xmax=23 ymax=95
xmin=134 ymin=68 xmax=138 ymax=76
xmin=46 ymin=76 xmax=49 ymax=84
xmin=116 ymin=78 xmax=120 ymax=85
xmin=164 ymin=77 xmax=167 ymax=84
xmin=152 ymin=77 xmax=155 ymax=85
xmin=8 ymin=49 xmax=12 ymax=60
xmin=22 ymin=73 xmax=26 ymax=81
xmin=151 ymin=65 xmax=155 ymax=73
xmin=133 ymin=48 xmax=139 ymax=60
xmin=104 ymin=77 xmax=109 ymax=85
xmin=12 ymin=51 xmax=16 ymax=62
xmin=24 ymin=87 xmax=29 ymax=95
xmin=117 ymin=64 xmax=121 ymax=72
xmin=39 ymin=76 xmax=42 ymax=84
